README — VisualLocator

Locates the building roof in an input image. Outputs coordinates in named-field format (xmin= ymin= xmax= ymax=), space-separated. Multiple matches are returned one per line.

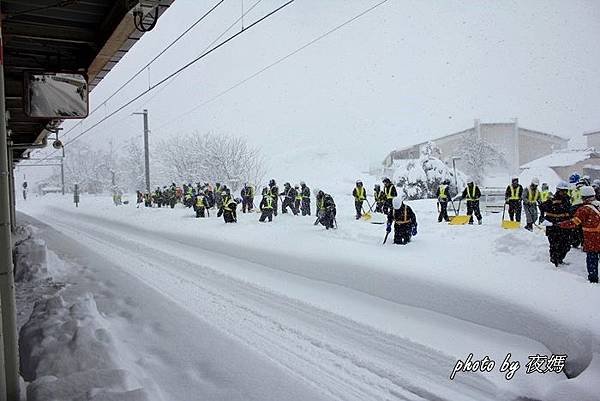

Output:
xmin=388 ymin=122 xmax=567 ymax=161
xmin=583 ymin=130 xmax=600 ymax=136
xmin=520 ymin=148 xmax=600 ymax=169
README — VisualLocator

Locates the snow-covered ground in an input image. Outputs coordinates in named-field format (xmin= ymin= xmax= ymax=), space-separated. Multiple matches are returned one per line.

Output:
xmin=16 ymin=191 xmax=600 ymax=401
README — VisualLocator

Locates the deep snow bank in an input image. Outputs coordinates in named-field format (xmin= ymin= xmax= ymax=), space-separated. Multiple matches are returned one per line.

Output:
xmin=20 ymin=294 xmax=151 ymax=401
xmin=14 ymin=225 xmax=155 ymax=401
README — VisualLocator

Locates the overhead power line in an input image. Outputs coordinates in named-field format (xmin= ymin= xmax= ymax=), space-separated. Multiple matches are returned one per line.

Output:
xmin=32 ymin=0 xmax=269 ymax=164
xmin=51 ymin=0 xmax=295 ymax=154
xmin=58 ymin=0 xmax=226 ymax=140
xmin=155 ymin=0 xmax=389 ymax=131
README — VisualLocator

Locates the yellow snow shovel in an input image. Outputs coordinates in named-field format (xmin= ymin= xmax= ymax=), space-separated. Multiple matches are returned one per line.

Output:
xmin=501 ymin=203 xmax=520 ymax=229
xmin=361 ymin=206 xmax=372 ymax=221
xmin=449 ymin=199 xmax=470 ymax=225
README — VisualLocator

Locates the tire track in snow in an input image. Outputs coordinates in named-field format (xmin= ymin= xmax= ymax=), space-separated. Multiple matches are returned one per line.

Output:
xmin=37 ymin=211 xmax=503 ymax=401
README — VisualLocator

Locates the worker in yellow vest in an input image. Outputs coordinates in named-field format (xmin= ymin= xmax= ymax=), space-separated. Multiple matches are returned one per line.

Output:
xmin=538 ymin=182 xmax=552 ymax=223
xmin=522 ymin=177 xmax=540 ymax=231
xmin=352 ymin=180 xmax=367 ymax=219
xmin=569 ymin=176 xmax=585 ymax=247
xmin=457 ymin=179 xmax=482 ymax=225
xmin=436 ymin=179 xmax=451 ymax=222
xmin=381 ymin=177 xmax=397 ymax=215
xmin=294 ymin=185 xmax=302 ymax=214
xmin=259 ymin=188 xmax=274 ymax=222
xmin=504 ymin=177 xmax=523 ymax=222
xmin=194 ymin=192 xmax=207 ymax=218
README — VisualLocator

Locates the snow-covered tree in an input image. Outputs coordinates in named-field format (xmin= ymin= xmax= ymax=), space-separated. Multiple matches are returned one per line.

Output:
xmin=393 ymin=153 xmax=466 ymax=200
xmin=420 ymin=141 xmax=442 ymax=159
xmin=155 ymin=131 xmax=266 ymax=191
xmin=456 ymin=132 xmax=507 ymax=184
xmin=50 ymin=142 xmax=112 ymax=193
xmin=120 ymin=139 xmax=146 ymax=191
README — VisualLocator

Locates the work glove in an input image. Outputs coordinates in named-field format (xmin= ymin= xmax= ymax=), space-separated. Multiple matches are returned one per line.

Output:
xmin=386 ymin=223 xmax=391 ymax=233
xmin=541 ymin=219 xmax=553 ymax=227
xmin=411 ymin=225 xmax=418 ymax=236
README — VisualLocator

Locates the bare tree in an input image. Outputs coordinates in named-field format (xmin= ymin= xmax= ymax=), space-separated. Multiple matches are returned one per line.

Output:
xmin=50 ymin=142 xmax=112 ymax=193
xmin=457 ymin=132 xmax=507 ymax=183
xmin=120 ymin=138 xmax=146 ymax=191
xmin=156 ymin=131 xmax=266 ymax=190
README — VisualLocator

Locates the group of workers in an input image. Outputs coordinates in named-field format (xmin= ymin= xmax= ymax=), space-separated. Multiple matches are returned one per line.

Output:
xmin=431 ymin=172 xmax=599 ymax=283
xmin=502 ymin=173 xmax=600 ymax=281
xmin=132 ymin=172 xmax=600 ymax=283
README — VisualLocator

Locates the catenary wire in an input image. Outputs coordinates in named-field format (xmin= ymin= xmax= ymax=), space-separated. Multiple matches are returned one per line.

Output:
xmin=32 ymin=0 xmax=292 ymax=162
xmin=155 ymin=0 xmax=389 ymax=132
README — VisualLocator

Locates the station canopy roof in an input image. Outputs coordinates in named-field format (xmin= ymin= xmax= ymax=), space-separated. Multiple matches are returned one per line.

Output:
xmin=1 ymin=0 xmax=174 ymax=161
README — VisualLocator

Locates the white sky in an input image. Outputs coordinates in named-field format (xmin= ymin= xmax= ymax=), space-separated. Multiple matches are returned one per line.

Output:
xmin=21 ymin=0 xmax=600 ymax=185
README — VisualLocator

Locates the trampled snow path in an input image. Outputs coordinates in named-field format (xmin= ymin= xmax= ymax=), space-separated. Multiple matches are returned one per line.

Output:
xmin=28 ymin=209 xmax=502 ymax=401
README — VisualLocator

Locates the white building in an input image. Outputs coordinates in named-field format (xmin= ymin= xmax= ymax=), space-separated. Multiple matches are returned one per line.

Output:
xmin=382 ymin=119 xmax=568 ymax=176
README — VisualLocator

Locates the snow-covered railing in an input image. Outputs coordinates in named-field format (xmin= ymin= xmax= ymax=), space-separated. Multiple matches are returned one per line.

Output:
xmin=481 ymin=187 xmax=505 ymax=214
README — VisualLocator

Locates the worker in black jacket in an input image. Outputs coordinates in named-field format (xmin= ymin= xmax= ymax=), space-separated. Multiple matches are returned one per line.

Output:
xmin=352 ymin=180 xmax=367 ymax=219
xmin=316 ymin=190 xmax=336 ymax=229
xmin=193 ymin=193 xmax=207 ymax=218
xmin=280 ymin=182 xmax=299 ymax=215
xmin=436 ymin=179 xmax=451 ymax=222
xmin=269 ymin=179 xmax=279 ymax=216
xmin=456 ymin=179 xmax=482 ymax=224
xmin=505 ymin=177 xmax=523 ymax=222
xmin=259 ymin=188 xmax=274 ymax=222
xmin=386 ymin=197 xmax=417 ymax=245
xmin=539 ymin=181 xmax=572 ymax=267
xmin=300 ymin=181 xmax=311 ymax=216
xmin=381 ymin=177 xmax=397 ymax=215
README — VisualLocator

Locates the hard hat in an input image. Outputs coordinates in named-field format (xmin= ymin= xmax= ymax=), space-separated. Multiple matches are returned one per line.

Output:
xmin=593 ymin=179 xmax=600 ymax=187
xmin=580 ymin=186 xmax=596 ymax=198
xmin=569 ymin=173 xmax=580 ymax=184
xmin=531 ymin=177 xmax=539 ymax=186
xmin=356 ymin=180 xmax=363 ymax=185
xmin=541 ymin=182 xmax=549 ymax=189
xmin=392 ymin=196 xmax=403 ymax=209
xmin=556 ymin=181 xmax=570 ymax=190
xmin=300 ymin=181 xmax=306 ymax=186
xmin=511 ymin=176 xmax=519 ymax=181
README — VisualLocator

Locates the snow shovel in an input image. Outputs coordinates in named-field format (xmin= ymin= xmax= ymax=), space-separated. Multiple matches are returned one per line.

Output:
xmin=383 ymin=230 xmax=390 ymax=244
xmin=501 ymin=203 xmax=520 ymax=229
xmin=449 ymin=199 xmax=470 ymax=225
xmin=361 ymin=205 xmax=372 ymax=221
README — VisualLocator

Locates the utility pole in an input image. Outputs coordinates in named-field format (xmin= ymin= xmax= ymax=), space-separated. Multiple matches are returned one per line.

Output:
xmin=61 ymin=145 xmax=65 ymax=195
xmin=132 ymin=109 xmax=150 ymax=192
xmin=0 ymin=21 xmax=20 ymax=401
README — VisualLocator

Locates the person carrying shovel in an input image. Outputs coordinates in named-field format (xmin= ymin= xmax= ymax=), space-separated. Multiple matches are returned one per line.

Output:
xmin=353 ymin=180 xmax=368 ymax=220
xmin=456 ymin=178 xmax=482 ymax=225
xmin=436 ymin=179 xmax=451 ymax=222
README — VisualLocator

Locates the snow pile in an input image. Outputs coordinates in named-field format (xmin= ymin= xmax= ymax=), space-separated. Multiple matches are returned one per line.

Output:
xmin=14 ymin=235 xmax=48 ymax=282
xmin=544 ymin=353 xmax=600 ymax=401
xmin=20 ymin=293 xmax=152 ymax=401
